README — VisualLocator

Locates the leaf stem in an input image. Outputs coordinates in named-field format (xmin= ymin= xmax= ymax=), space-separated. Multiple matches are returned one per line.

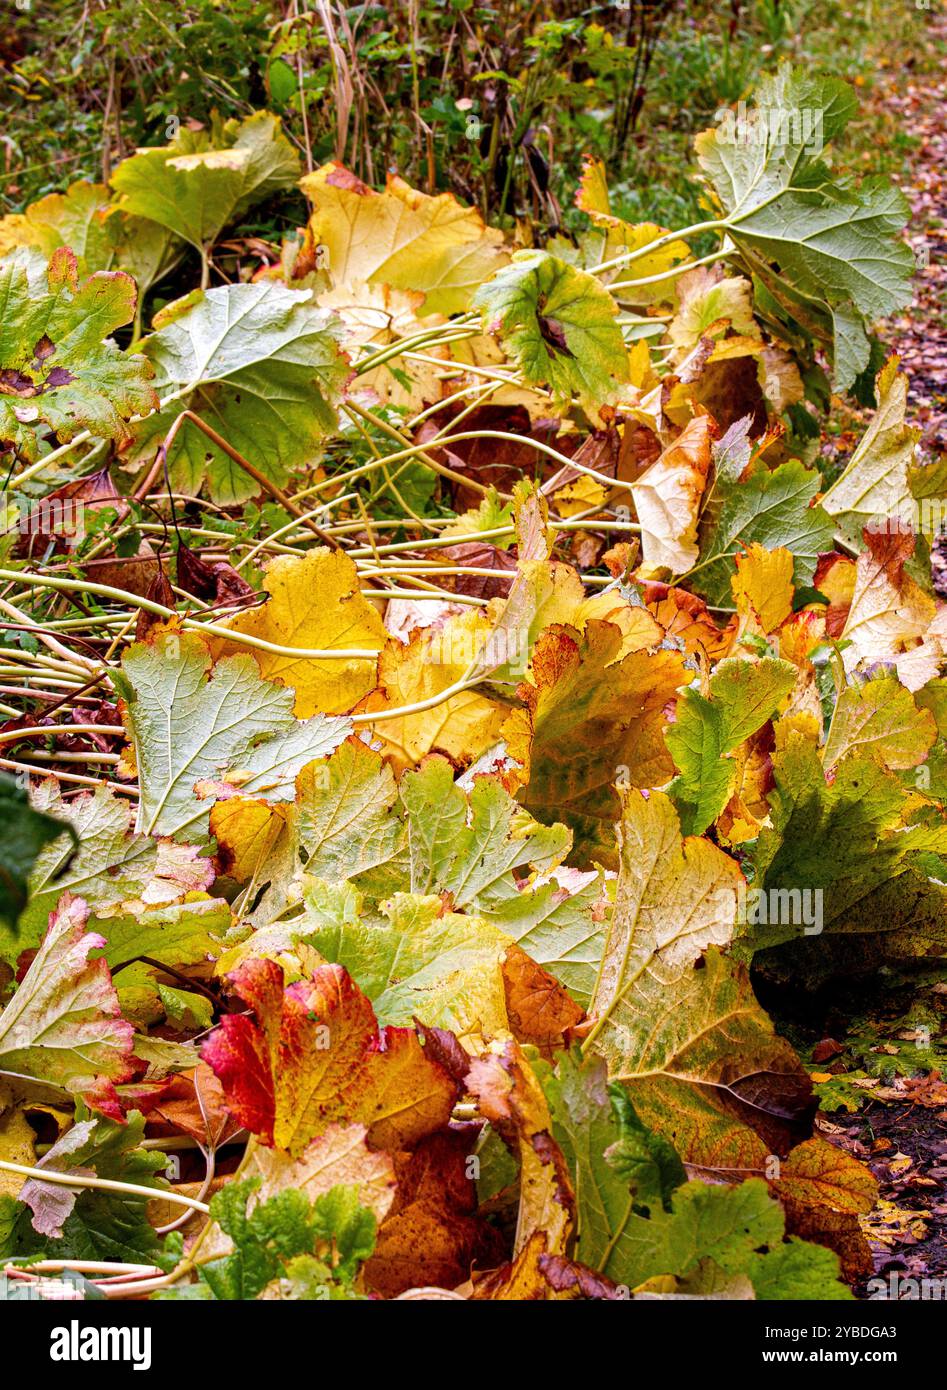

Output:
xmin=609 ymin=247 xmax=730 ymax=292
xmin=593 ymin=219 xmax=728 ymax=277
xmin=0 ymin=1159 xmax=208 ymax=1214
xmin=0 ymin=570 xmax=381 ymax=662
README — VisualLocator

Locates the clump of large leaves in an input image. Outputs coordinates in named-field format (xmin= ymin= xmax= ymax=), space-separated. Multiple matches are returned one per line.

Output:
xmin=211 ymin=744 xmax=598 ymax=1042
xmin=2 ymin=62 xmax=939 ymax=1302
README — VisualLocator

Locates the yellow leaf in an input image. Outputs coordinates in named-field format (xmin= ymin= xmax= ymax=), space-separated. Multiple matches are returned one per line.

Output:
xmin=551 ymin=475 xmax=607 ymax=518
xmin=575 ymin=157 xmax=612 ymax=216
xmin=776 ymin=611 xmax=827 ymax=725
xmin=209 ymin=548 xmax=386 ymax=716
xmin=300 ymin=162 xmax=507 ymax=315
xmin=774 ymin=711 xmax=821 ymax=752
xmin=732 ymin=543 xmax=794 ymax=635
xmin=358 ymin=611 xmax=517 ymax=773
xmin=822 ymin=675 xmax=936 ymax=773
xmin=628 ymin=338 xmax=656 ymax=390
xmin=210 ymin=796 xmax=296 ymax=932
xmin=570 ymin=591 xmax=665 ymax=659
xmin=317 ymin=280 xmax=449 ymax=411
xmin=575 ymin=159 xmax=691 ymax=308
xmin=0 ymin=1103 xmax=37 ymax=1200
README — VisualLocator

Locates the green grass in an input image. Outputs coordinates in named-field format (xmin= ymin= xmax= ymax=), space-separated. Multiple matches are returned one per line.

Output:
xmin=609 ymin=0 xmax=937 ymax=232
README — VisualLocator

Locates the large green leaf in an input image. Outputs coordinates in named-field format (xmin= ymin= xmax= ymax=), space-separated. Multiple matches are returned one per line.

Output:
xmin=472 ymin=250 xmax=628 ymax=412
xmin=696 ymin=68 xmax=858 ymax=210
xmin=114 ymin=629 xmax=351 ymax=843
xmin=90 ymin=896 xmax=230 ymax=973
xmin=539 ymin=1051 xmax=683 ymax=1272
xmin=584 ymin=789 xmax=814 ymax=1160
xmin=0 ymin=248 xmax=156 ymax=460
xmin=693 ymin=451 xmax=834 ymax=607
xmin=132 ymin=282 xmax=349 ymax=502
xmin=300 ymin=888 xmax=513 ymax=1038
xmin=111 ymin=112 xmax=299 ymax=254
xmin=666 ymin=657 xmax=796 ymax=834
xmin=293 ymin=739 xmax=405 ymax=892
xmin=608 ymin=1178 xmax=845 ymax=1297
xmin=696 ymin=65 xmax=914 ymax=389
xmin=396 ymin=756 xmax=568 ymax=910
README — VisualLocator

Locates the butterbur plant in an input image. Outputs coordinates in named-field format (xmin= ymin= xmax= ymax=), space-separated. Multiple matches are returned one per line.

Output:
xmin=0 ymin=12 xmax=944 ymax=1320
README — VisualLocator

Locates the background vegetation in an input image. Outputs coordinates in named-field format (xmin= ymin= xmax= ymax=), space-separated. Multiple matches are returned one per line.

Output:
xmin=2 ymin=0 xmax=933 ymax=240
